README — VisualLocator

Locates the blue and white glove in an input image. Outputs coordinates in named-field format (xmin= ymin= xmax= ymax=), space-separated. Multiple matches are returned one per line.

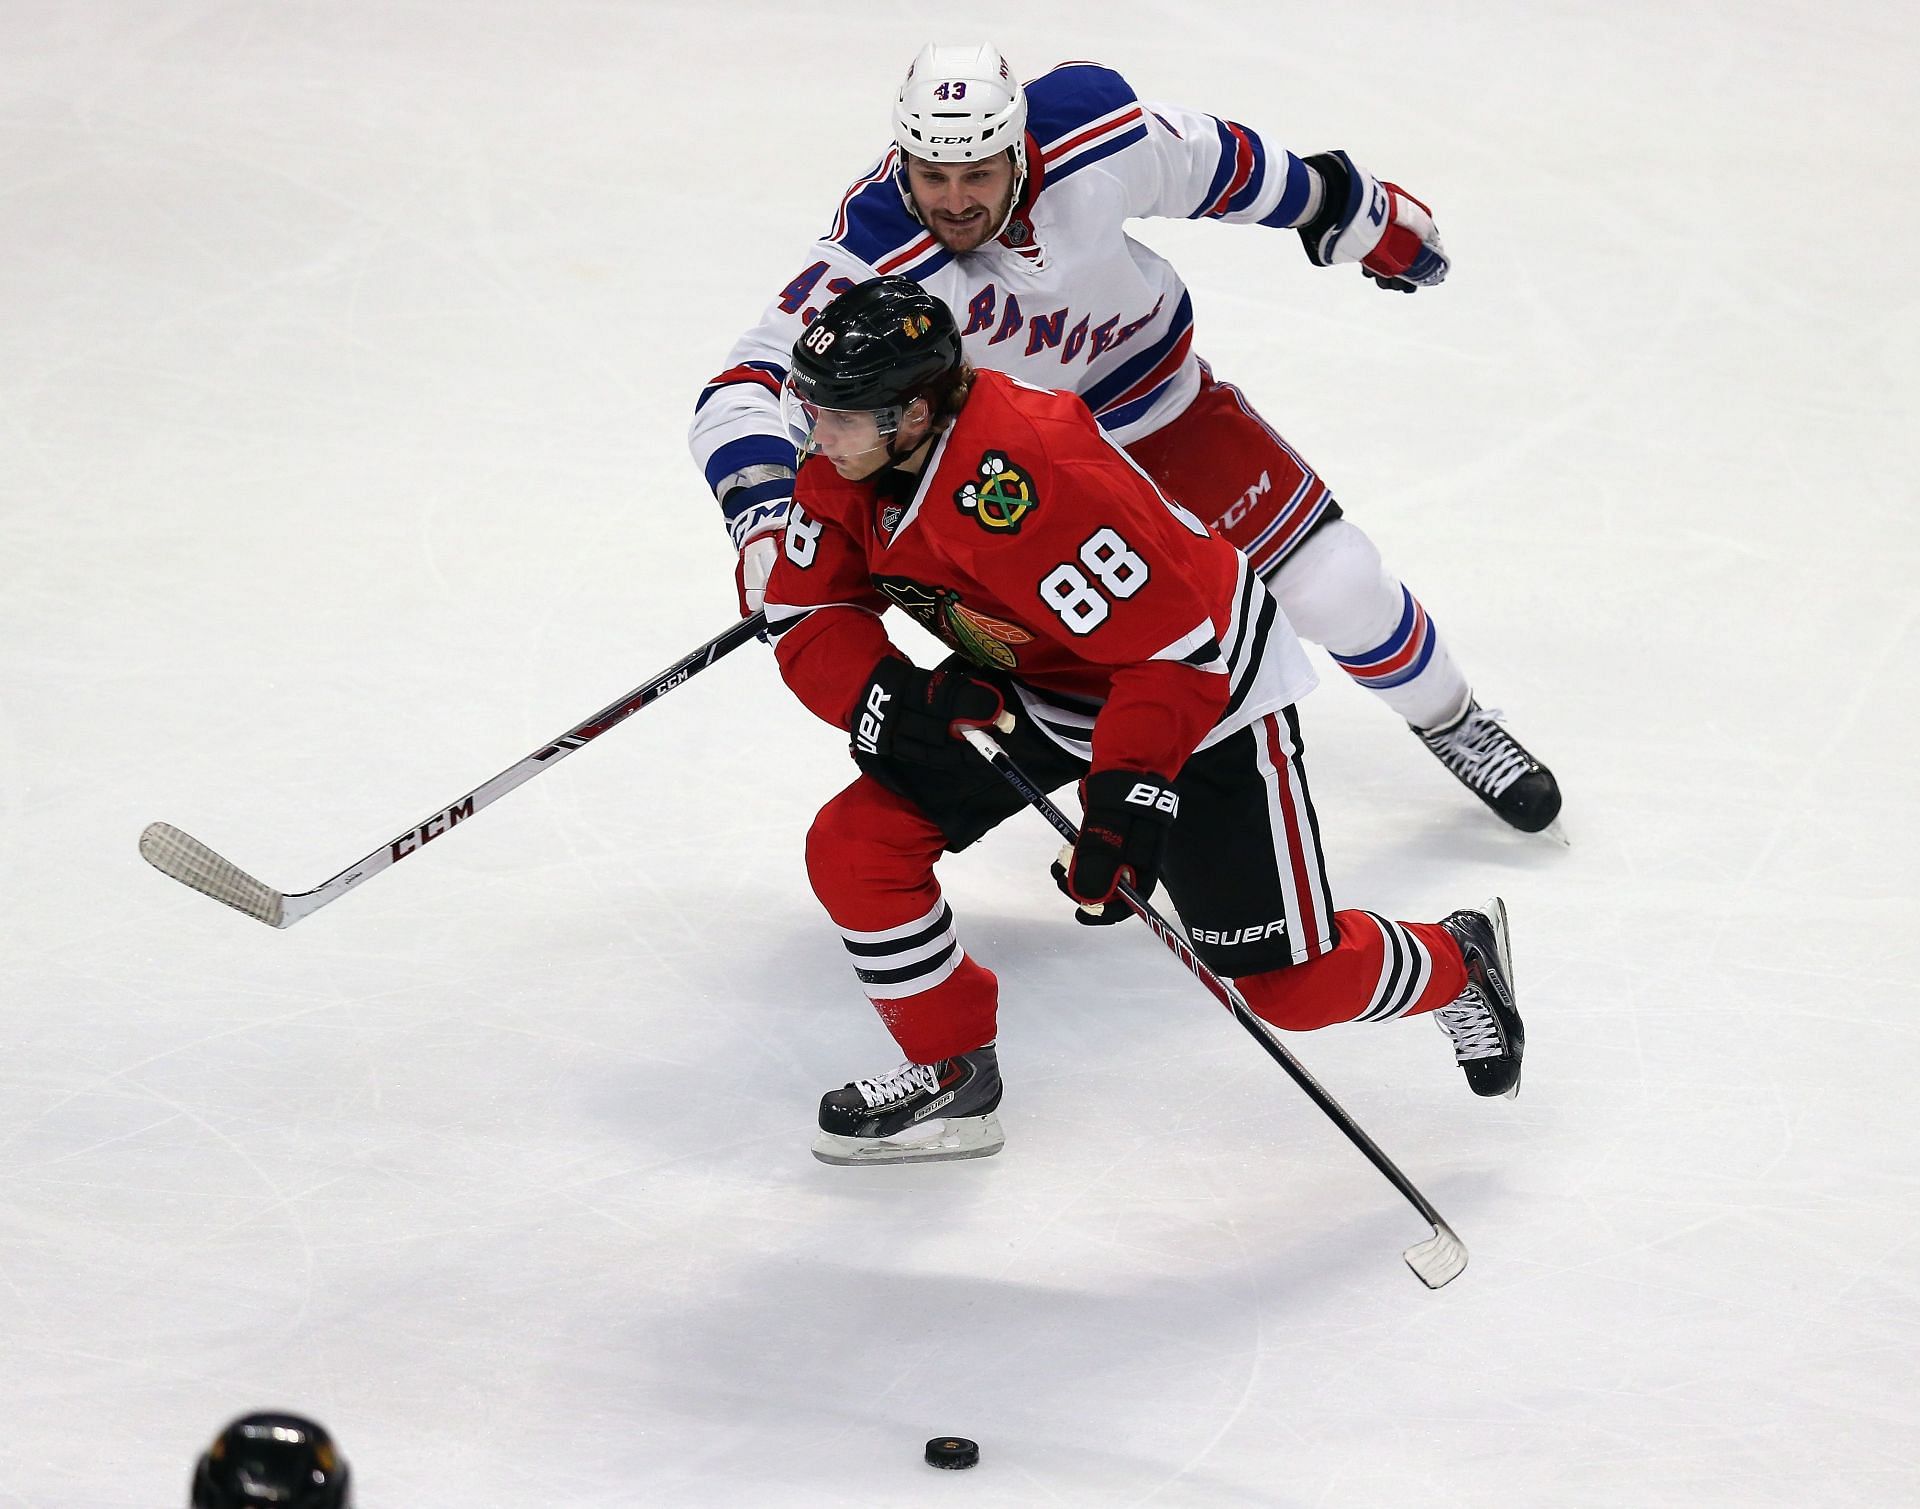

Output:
xmin=734 ymin=528 xmax=782 ymax=617
xmin=1297 ymin=150 xmax=1450 ymax=293
xmin=723 ymin=468 xmax=795 ymax=617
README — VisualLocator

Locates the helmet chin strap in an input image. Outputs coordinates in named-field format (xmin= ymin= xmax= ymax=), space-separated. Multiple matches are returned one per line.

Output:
xmin=883 ymin=399 xmax=939 ymax=469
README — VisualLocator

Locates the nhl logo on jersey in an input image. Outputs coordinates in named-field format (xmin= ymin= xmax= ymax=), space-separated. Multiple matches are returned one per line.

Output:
xmin=954 ymin=451 xmax=1037 ymax=534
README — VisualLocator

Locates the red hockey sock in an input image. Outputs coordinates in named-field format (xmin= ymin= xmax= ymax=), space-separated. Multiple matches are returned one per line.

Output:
xmin=1236 ymin=910 xmax=1465 ymax=1031
xmin=805 ymin=775 xmax=1000 ymax=1060
xmin=873 ymin=954 xmax=1000 ymax=1064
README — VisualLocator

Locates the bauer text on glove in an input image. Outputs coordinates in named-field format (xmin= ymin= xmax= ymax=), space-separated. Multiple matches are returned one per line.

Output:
xmin=850 ymin=657 xmax=1005 ymax=770
xmin=1053 ymin=769 xmax=1179 ymax=927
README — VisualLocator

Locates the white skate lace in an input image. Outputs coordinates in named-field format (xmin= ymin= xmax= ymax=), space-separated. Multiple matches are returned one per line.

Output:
xmin=1422 ymin=707 xmax=1532 ymax=798
xmin=854 ymin=1061 xmax=939 ymax=1109
xmin=1433 ymin=989 xmax=1503 ymax=1062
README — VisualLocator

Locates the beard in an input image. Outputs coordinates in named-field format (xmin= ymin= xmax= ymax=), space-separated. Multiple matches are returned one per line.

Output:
xmin=923 ymin=189 xmax=1015 ymax=252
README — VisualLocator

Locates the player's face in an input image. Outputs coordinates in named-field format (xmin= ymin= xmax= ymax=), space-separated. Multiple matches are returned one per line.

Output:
xmin=807 ymin=400 xmax=934 ymax=480
xmin=905 ymin=154 xmax=1018 ymax=253
xmin=810 ymin=407 xmax=893 ymax=479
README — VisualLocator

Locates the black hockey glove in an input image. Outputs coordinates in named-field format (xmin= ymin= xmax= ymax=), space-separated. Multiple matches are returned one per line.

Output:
xmin=1050 ymin=769 xmax=1179 ymax=927
xmin=850 ymin=656 xmax=1004 ymax=770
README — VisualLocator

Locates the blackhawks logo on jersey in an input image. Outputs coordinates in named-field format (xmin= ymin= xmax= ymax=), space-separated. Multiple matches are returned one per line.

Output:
xmin=874 ymin=576 xmax=1035 ymax=671
xmin=954 ymin=451 xmax=1038 ymax=534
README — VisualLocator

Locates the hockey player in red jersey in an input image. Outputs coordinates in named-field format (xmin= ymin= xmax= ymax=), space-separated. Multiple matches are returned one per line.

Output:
xmin=697 ymin=41 xmax=1561 ymax=834
xmin=764 ymin=277 xmax=1524 ymax=1165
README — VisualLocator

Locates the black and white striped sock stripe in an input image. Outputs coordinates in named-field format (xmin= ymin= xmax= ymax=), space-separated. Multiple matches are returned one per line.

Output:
xmin=1355 ymin=911 xmax=1436 ymax=1022
xmin=839 ymin=900 xmax=964 ymax=1001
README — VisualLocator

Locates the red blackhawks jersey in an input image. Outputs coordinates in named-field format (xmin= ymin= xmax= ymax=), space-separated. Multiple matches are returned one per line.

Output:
xmin=763 ymin=371 xmax=1315 ymax=778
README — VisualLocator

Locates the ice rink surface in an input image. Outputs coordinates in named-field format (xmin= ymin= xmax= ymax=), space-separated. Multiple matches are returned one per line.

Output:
xmin=3 ymin=1 xmax=1916 ymax=1504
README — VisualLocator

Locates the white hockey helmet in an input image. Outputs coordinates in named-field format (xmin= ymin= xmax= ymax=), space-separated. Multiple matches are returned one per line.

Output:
xmin=892 ymin=42 xmax=1029 ymax=178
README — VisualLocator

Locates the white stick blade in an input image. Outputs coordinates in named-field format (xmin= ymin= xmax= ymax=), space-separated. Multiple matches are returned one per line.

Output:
xmin=1404 ymin=1223 xmax=1468 ymax=1289
xmin=139 ymin=822 xmax=287 ymax=928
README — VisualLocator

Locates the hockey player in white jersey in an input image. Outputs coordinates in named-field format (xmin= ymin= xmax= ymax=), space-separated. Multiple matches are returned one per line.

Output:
xmin=689 ymin=43 xmax=1562 ymax=833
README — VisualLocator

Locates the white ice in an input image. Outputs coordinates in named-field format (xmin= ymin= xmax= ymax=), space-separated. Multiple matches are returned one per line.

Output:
xmin=3 ymin=2 xmax=1917 ymax=1505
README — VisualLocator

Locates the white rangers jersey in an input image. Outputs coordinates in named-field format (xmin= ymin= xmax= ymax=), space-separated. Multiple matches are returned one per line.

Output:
xmin=689 ymin=61 xmax=1323 ymax=550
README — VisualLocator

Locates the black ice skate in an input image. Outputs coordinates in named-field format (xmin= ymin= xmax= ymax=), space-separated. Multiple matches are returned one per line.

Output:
xmin=1433 ymin=897 xmax=1524 ymax=1099
xmin=1415 ymin=701 xmax=1562 ymax=834
xmin=812 ymin=1045 xmax=1005 ymax=1166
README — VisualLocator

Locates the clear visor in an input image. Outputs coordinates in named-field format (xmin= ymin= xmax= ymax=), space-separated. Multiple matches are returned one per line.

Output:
xmin=781 ymin=377 xmax=906 ymax=463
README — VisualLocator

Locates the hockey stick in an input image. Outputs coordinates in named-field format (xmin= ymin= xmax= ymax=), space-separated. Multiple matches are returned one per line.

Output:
xmin=140 ymin=611 xmax=771 ymax=929
xmin=962 ymin=723 xmax=1469 ymax=1290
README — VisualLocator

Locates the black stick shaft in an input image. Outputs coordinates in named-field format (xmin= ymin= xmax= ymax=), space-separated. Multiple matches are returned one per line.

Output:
xmin=142 ymin=611 xmax=774 ymax=927
xmin=962 ymin=726 xmax=1455 ymax=1236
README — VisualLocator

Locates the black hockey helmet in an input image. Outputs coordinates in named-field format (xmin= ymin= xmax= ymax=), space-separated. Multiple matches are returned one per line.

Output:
xmin=787 ymin=276 xmax=963 ymax=413
xmin=190 ymin=1413 xmax=352 ymax=1509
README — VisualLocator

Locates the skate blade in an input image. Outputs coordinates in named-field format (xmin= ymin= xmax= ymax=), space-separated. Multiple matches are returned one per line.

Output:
xmin=1483 ymin=896 xmax=1522 ymax=1102
xmin=1534 ymin=817 xmax=1570 ymax=848
xmin=1480 ymin=895 xmax=1512 ymax=975
xmin=811 ymin=1112 xmax=1005 ymax=1167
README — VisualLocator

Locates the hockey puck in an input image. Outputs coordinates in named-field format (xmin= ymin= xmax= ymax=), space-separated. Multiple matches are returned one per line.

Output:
xmin=924 ymin=1436 xmax=979 ymax=1470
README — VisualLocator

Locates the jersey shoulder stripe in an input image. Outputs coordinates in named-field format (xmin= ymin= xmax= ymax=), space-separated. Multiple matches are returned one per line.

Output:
xmin=874 ymin=230 xmax=948 ymax=279
xmin=825 ymin=147 xmax=954 ymax=279
xmin=829 ymin=152 xmax=896 ymax=243
xmin=1027 ymin=62 xmax=1148 ymax=181
xmin=1026 ymin=61 xmax=1138 ymax=146
xmin=695 ymin=359 xmax=785 ymax=414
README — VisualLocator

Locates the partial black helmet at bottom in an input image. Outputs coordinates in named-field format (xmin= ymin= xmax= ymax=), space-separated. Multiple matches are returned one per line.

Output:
xmin=191 ymin=1413 xmax=351 ymax=1509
